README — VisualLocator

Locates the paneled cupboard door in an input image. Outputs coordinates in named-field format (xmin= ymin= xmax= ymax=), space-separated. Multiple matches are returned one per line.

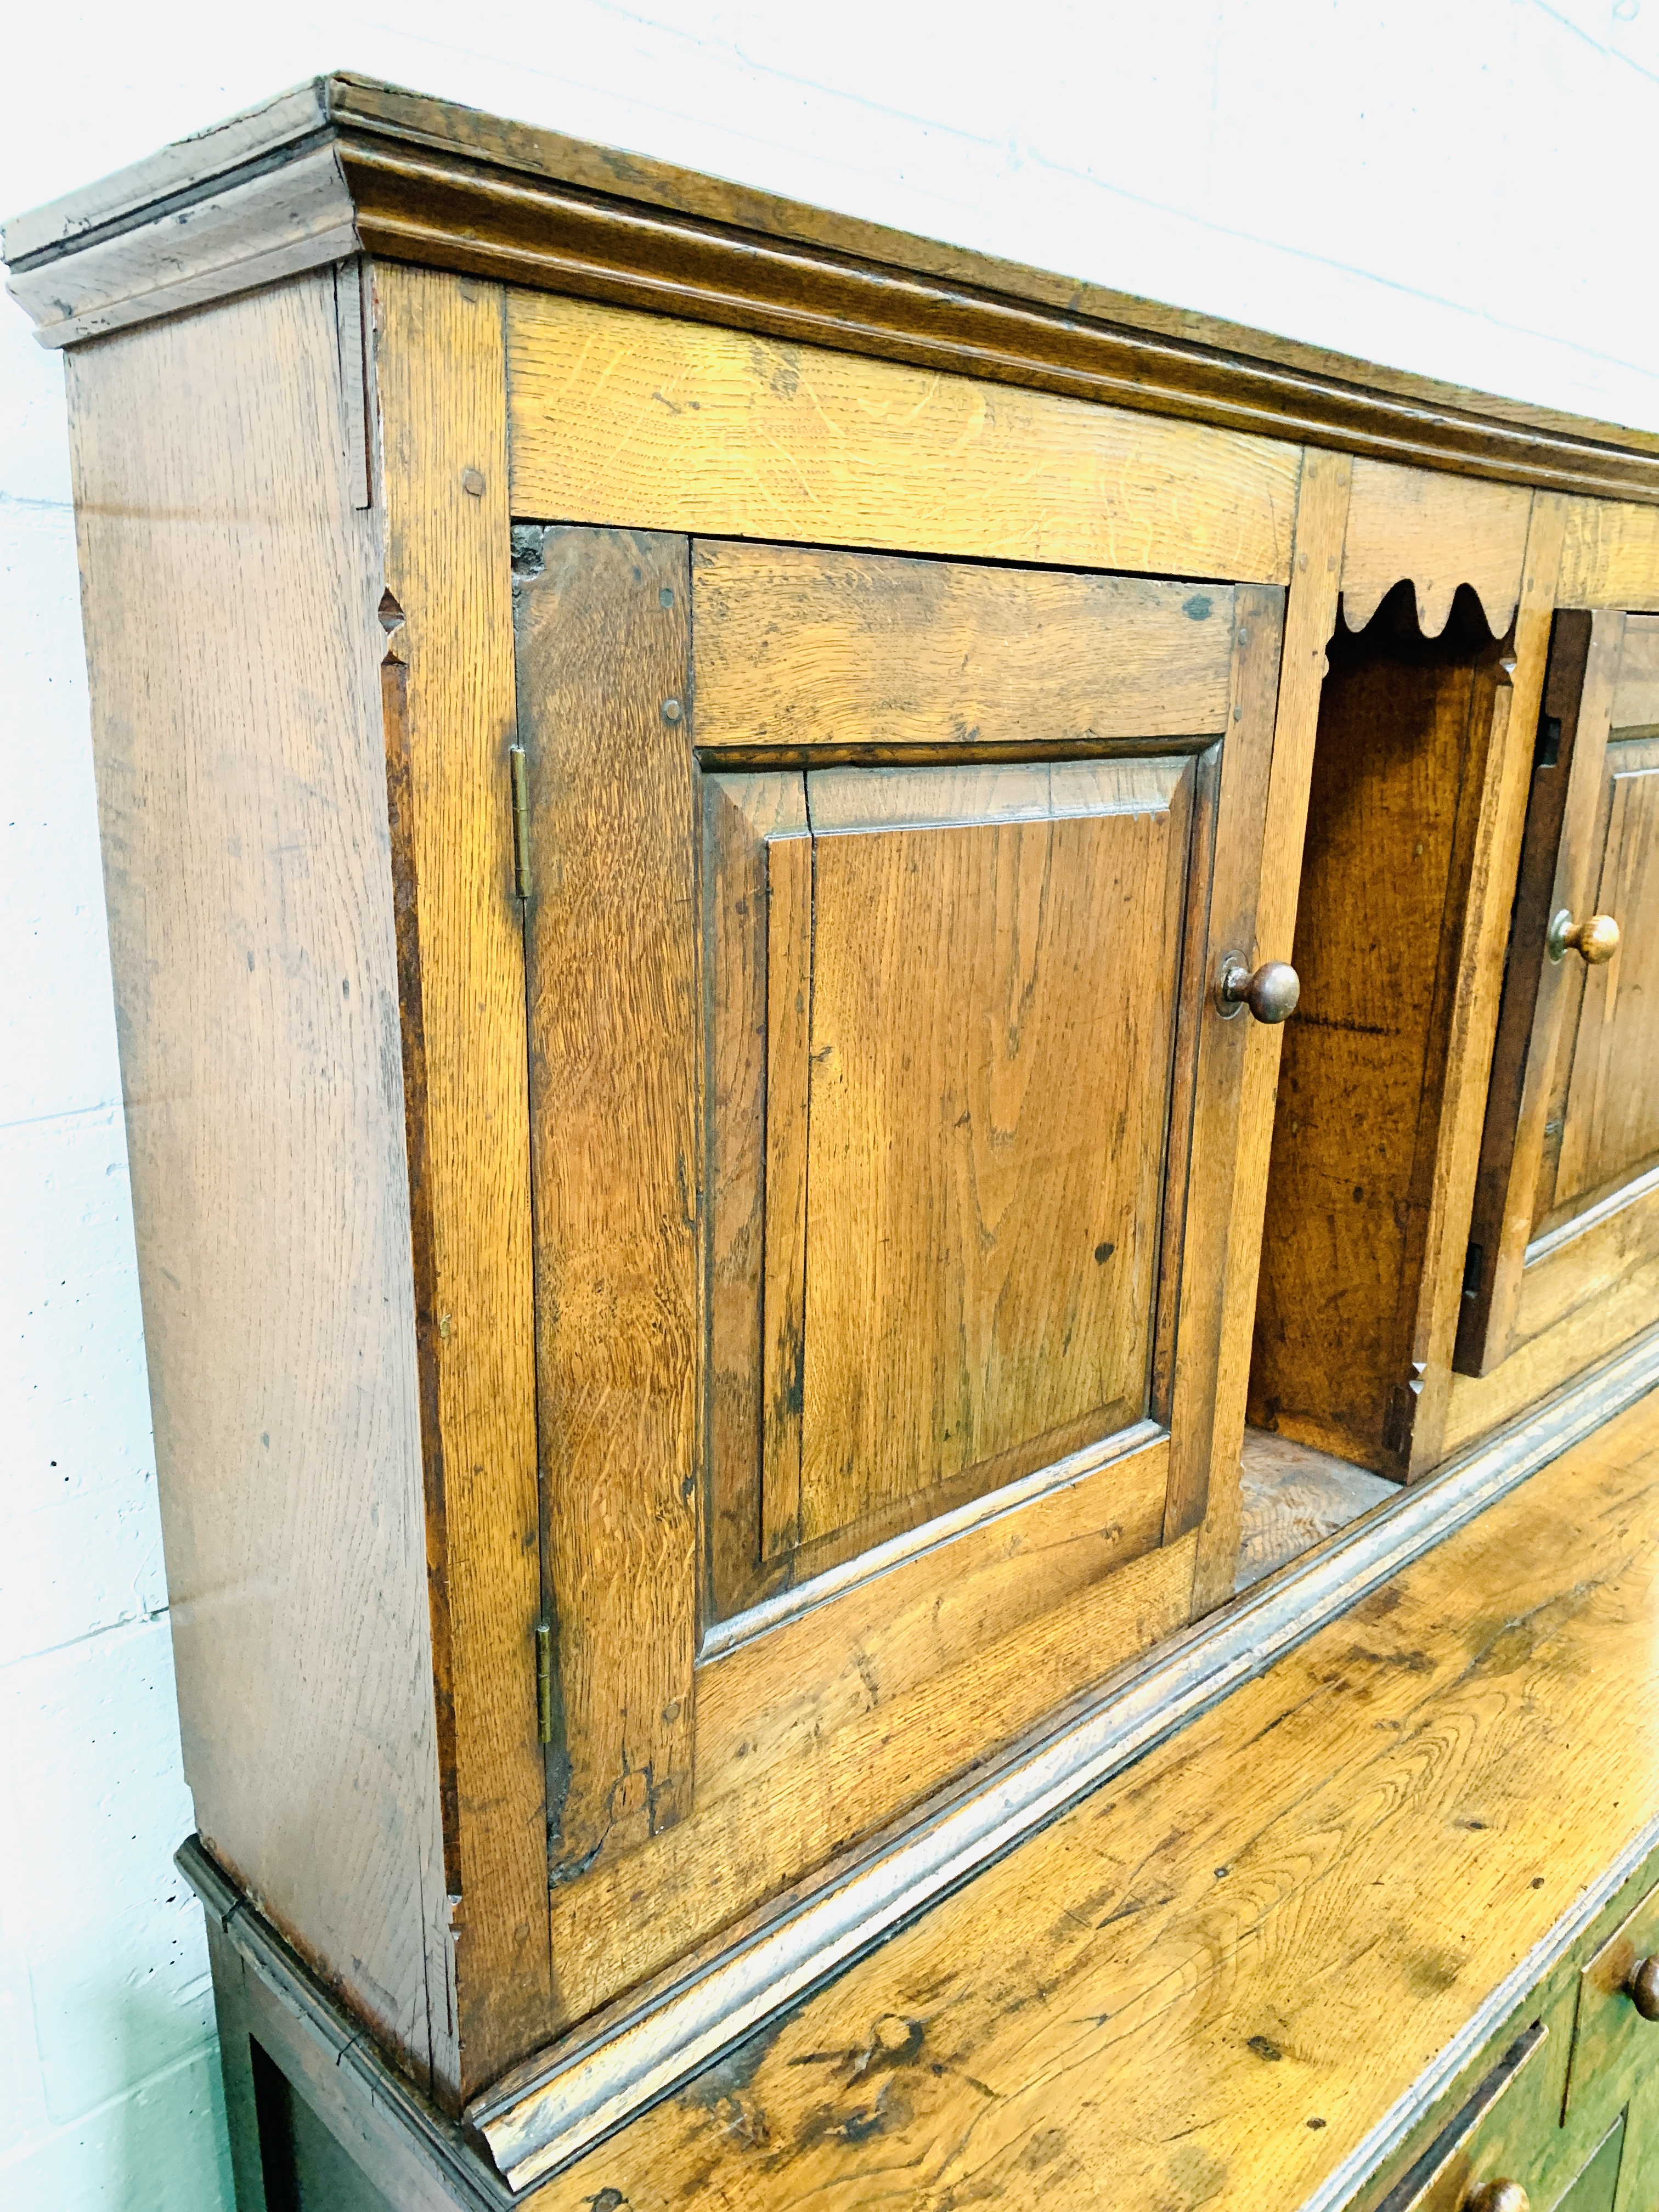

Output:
xmin=512 ymin=528 xmax=1284 ymax=2019
xmin=1459 ymin=615 xmax=1659 ymax=1378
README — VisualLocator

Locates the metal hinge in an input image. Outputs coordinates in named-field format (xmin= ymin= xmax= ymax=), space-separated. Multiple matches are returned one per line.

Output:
xmin=510 ymin=744 xmax=531 ymax=901
xmin=534 ymin=1621 xmax=553 ymax=1746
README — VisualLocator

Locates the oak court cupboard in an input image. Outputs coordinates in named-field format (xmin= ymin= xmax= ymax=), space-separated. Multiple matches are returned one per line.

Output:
xmin=12 ymin=72 xmax=1659 ymax=2210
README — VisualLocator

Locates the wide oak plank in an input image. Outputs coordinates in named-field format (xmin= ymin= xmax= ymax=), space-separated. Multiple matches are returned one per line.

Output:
xmin=529 ymin=1386 xmax=1659 ymax=2211
xmin=690 ymin=544 xmax=1237 ymax=751
xmin=505 ymin=293 xmax=1298 ymax=584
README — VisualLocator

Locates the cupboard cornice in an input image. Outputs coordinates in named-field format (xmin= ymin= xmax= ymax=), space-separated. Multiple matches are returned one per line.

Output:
xmin=9 ymin=70 xmax=1659 ymax=506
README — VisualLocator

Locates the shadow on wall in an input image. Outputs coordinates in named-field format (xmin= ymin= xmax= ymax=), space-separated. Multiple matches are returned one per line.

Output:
xmin=2 ymin=1999 xmax=230 ymax=2210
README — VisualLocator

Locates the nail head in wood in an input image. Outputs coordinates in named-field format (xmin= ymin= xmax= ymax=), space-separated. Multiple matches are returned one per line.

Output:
xmin=461 ymin=466 xmax=486 ymax=496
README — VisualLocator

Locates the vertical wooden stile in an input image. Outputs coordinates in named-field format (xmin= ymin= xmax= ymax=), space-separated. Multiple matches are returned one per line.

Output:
xmin=1192 ymin=448 xmax=1352 ymax=1609
xmin=512 ymin=526 xmax=701 ymax=1894
xmin=374 ymin=263 xmax=550 ymax=2091
xmin=1407 ymin=494 xmax=1570 ymax=1474
xmin=1163 ymin=583 xmax=1289 ymax=1555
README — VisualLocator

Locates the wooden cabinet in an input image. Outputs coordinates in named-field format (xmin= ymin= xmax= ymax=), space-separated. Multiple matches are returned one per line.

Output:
xmin=10 ymin=69 xmax=1659 ymax=2212
xmin=1460 ymin=616 xmax=1659 ymax=1382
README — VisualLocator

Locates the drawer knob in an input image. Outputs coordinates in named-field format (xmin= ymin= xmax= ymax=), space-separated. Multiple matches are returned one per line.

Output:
xmin=1547 ymin=909 xmax=1620 ymax=964
xmin=1463 ymin=2185 xmax=1528 ymax=2212
xmin=1628 ymin=1954 xmax=1659 ymax=2021
xmin=1216 ymin=955 xmax=1300 ymax=1024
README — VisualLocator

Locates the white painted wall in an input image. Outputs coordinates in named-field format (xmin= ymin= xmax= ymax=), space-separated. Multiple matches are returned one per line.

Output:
xmin=4 ymin=5 xmax=1658 ymax=2204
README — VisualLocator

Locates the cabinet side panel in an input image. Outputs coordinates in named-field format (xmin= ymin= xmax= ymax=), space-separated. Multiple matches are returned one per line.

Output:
xmin=65 ymin=276 xmax=448 ymax=2088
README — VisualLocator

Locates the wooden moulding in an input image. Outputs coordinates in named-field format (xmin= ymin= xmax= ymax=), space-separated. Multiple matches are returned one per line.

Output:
xmin=12 ymin=72 xmax=1659 ymax=502
xmin=454 ymin=1325 xmax=1659 ymax=2191
xmin=179 ymin=1322 xmax=1659 ymax=2197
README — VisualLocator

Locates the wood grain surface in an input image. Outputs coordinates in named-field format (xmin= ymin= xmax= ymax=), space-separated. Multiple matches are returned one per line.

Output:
xmin=1234 ymin=1427 xmax=1394 ymax=1592
xmin=529 ymin=546 xmax=1281 ymax=2030
xmin=1194 ymin=449 xmax=1352 ymax=1608
xmin=65 ymin=273 xmax=450 ymax=2088
xmin=696 ymin=1434 xmax=1171 ymax=1808
xmin=375 ymin=266 xmax=552 ymax=2095
xmin=795 ymin=760 xmax=1189 ymax=1552
xmin=505 ymin=293 xmax=1299 ymax=583
xmin=759 ymin=812 xmax=814 ymax=1565
xmin=1251 ymin=608 xmax=1496 ymax=1471
xmin=546 ymin=1525 xmax=1197 ymax=2032
xmin=24 ymin=74 xmax=1659 ymax=499
xmin=1456 ymin=612 xmax=1618 ymax=1376
xmin=1514 ymin=1180 xmax=1659 ymax=1355
xmin=1341 ymin=459 xmax=1532 ymax=638
xmin=512 ymin=526 xmax=701 ymax=1893
xmin=1526 ymin=627 xmax=1629 ymax=1239
xmin=1550 ymin=735 xmax=1659 ymax=1217
xmin=1250 ymin=492 xmax=1565 ymax=1483
xmin=1400 ymin=494 xmax=1568 ymax=1474
xmin=525 ymin=1384 xmax=1659 ymax=2212
xmin=1560 ymin=500 xmax=1659 ymax=611
xmin=1161 ymin=588 xmax=1287 ymax=1547
xmin=689 ymin=544 xmax=1237 ymax=751
xmin=1443 ymin=1303 xmax=1659 ymax=1463
xmin=1611 ymin=616 xmax=1659 ymax=731
xmin=703 ymin=770 xmax=807 ymax=1609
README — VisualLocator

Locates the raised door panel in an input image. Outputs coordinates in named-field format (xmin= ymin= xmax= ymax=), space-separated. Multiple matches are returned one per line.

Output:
xmin=516 ymin=527 xmax=1283 ymax=2023
xmin=1455 ymin=612 xmax=1659 ymax=1380
xmin=709 ymin=757 xmax=1194 ymax=1595
xmin=802 ymin=764 xmax=1183 ymax=1541
xmin=1546 ymin=733 xmax=1659 ymax=1220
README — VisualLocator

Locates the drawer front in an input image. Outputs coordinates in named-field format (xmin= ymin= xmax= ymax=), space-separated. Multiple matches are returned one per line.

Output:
xmin=1377 ymin=2022 xmax=1554 ymax=2212
xmin=1554 ymin=2115 xmax=1625 ymax=2212
xmin=1564 ymin=1878 xmax=1659 ymax=2128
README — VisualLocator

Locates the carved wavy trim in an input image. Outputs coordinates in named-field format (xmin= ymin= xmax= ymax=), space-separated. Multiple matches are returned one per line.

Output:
xmin=1341 ymin=459 xmax=1534 ymax=637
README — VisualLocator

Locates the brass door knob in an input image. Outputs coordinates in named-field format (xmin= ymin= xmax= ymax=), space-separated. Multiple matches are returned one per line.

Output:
xmin=1547 ymin=909 xmax=1620 ymax=964
xmin=1464 ymin=2183 xmax=1528 ymax=2212
xmin=1629 ymin=1954 xmax=1659 ymax=2020
xmin=1216 ymin=955 xmax=1300 ymax=1024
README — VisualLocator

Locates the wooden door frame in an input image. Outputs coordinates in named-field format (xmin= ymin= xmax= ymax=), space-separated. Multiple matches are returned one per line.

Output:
xmin=1458 ymin=608 xmax=1626 ymax=1377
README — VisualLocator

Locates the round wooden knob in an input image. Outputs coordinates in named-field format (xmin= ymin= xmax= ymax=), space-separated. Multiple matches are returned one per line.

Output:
xmin=1217 ymin=956 xmax=1300 ymax=1024
xmin=1463 ymin=2182 xmax=1528 ymax=2212
xmin=1547 ymin=909 xmax=1620 ymax=964
xmin=1629 ymin=1954 xmax=1659 ymax=2021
